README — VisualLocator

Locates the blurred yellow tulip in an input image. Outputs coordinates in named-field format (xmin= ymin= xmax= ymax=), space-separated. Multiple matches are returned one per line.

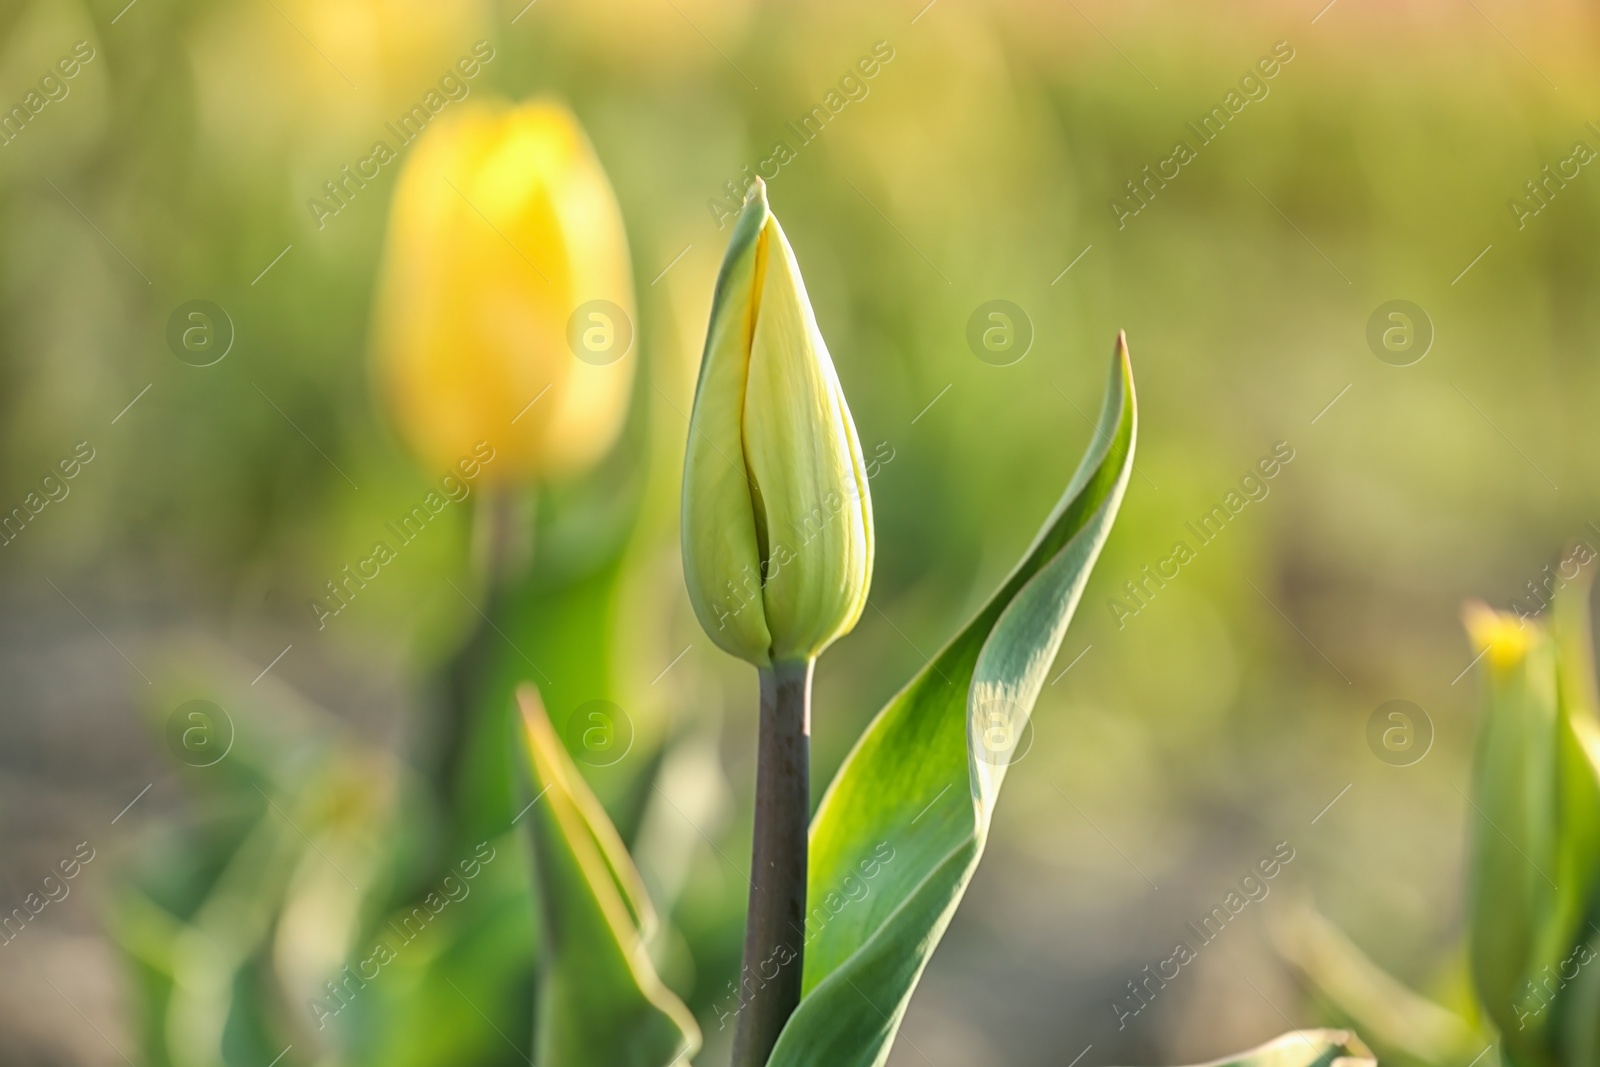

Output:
xmin=373 ymin=99 xmax=636 ymax=486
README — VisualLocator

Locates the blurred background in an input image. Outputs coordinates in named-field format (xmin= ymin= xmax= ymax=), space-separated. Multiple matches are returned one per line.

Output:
xmin=1 ymin=0 xmax=1596 ymax=1063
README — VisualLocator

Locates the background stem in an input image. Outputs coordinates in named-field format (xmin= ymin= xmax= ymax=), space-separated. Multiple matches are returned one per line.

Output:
xmin=435 ymin=489 xmax=533 ymax=828
xmin=731 ymin=657 xmax=813 ymax=1067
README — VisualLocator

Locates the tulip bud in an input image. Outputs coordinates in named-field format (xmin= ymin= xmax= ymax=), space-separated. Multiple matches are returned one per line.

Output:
xmin=681 ymin=179 xmax=873 ymax=666
xmin=1462 ymin=601 xmax=1561 ymax=1055
xmin=373 ymin=99 xmax=635 ymax=486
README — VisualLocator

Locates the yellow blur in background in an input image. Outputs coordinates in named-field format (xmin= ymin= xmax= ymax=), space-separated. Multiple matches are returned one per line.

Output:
xmin=374 ymin=100 xmax=636 ymax=486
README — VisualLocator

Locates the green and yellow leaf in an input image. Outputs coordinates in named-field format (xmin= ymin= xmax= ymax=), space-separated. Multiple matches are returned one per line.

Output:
xmin=1121 ymin=1030 xmax=1375 ymax=1067
xmin=1463 ymin=601 xmax=1561 ymax=1059
xmin=518 ymin=684 xmax=699 ymax=1067
xmin=1271 ymin=897 xmax=1483 ymax=1065
xmin=768 ymin=337 xmax=1136 ymax=1066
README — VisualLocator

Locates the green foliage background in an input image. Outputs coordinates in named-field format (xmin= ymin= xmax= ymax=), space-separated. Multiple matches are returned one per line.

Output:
xmin=1 ymin=0 xmax=1596 ymax=1063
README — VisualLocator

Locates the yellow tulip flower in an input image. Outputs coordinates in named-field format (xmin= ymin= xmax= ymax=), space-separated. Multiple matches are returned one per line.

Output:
xmin=373 ymin=99 xmax=635 ymax=485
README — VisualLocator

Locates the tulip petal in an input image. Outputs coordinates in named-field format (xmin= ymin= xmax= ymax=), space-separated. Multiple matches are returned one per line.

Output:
xmin=681 ymin=185 xmax=775 ymax=664
xmin=742 ymin=212 xmax=873 ymax=663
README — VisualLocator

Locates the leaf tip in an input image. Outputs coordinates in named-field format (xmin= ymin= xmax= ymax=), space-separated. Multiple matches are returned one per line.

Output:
xmin=1110 ymin=330 xmax=1136 ymax=422
xmin=516 ymin=680 xmax=547 ymax=724
xmin=517 ymin=682 xmax=554 ymax=760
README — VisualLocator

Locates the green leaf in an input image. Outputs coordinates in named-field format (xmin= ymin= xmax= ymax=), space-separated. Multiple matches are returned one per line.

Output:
xmin=1271 ymin=897 xmax=1483 ymax=1065
xmin=1462 ymin=584 xmax=1600 ymax=1066
xmin=1116 ymin=1030 xmax=1375 ymax=1067
xmin=517 ymin=685 xmax=700 ymax=1067
xmin=1463 ymin=602 xmax=1562 ymax=1061
xmin=768 ymin=336 xmax=1136 ymax=1066
xmin=112 ymin=676 xmax=411 ymax=1067
xmin=1546 ymin=578 xmax=1600 ymax=1064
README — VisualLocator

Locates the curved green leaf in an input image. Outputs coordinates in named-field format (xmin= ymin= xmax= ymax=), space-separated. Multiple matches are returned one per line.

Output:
xmin=1462 ymin=584 xmax=1600 ymax=1067
xmin=1546 ymin=578 xmax=1600 ymax=1064
xmin=1118 ymin=1030 xmax=1375 ymax=1067
xmin=1271 ymin=897 xmax=1483 ymax=1065
xmin=517 ymin=685 xmax=699 ymax=1067
xmin=1463 ymin=602 xmax=1561 ymax=1061
xmin=768 ymin=335 xmax=1136 ymax=1066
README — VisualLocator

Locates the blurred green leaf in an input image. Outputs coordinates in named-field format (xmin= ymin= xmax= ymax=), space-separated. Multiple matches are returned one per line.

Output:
xmin=1464 ymin=603 xmax=1561 ymax=1061
xmin=1465 ymin=579 xmax=1600 ymax=1066
xmin=768 ymin=338 xmax=1135 ymax=1066
xmin=112 ymin=693 xmax=407 ymax=1067
xmin=1546 ymin=581 xmax=1600 ymax=1063
xmin=1271 ymin=898 xmax=1482 ymax=1066
xmin=1119 ymin=1030 xmax=1375 ymax=1067
xmin=517 ymin=684 xmax=699 ymax=1067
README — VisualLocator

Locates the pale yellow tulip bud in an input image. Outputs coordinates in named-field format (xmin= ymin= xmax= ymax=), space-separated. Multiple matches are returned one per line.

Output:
xmin=681 ymin=180 xmax=873 ymax=667
xmin=373 ymin=99 xmax=635 ymax=486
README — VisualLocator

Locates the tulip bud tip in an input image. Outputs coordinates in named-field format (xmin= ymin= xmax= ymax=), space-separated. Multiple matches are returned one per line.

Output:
xmin=1463 ymin=599 xmax=1533 ymax=670
xmin=745 ymin=177 xmax=767 ymax=207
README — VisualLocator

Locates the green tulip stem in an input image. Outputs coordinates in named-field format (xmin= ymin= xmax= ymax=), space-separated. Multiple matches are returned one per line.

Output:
xmin=472 ymin=487 xmax=535 ymax=589
xmin=436 ymin=489 xmax=534 ymax=827
xmin=732 ymin=656 xmax=813 ymax=1067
